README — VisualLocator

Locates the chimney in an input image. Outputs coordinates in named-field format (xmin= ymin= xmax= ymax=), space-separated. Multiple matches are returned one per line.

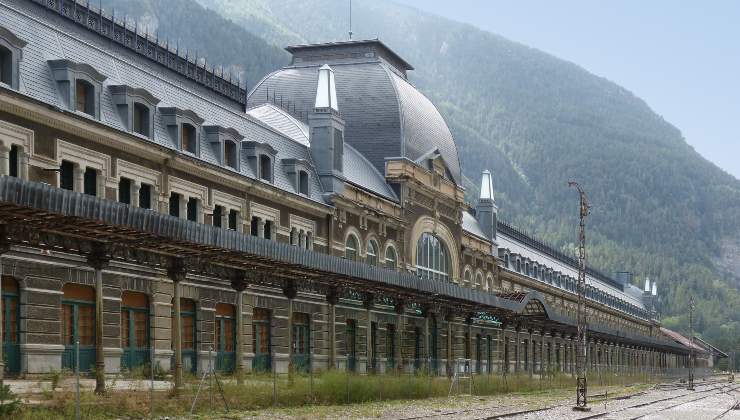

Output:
xmin=644 ymin=277 xmax=651 ymax=293
xmin=308 ymin=65 xmax=345 ymax=196
xmin=475 ymin=170 xmax=498 ymax=243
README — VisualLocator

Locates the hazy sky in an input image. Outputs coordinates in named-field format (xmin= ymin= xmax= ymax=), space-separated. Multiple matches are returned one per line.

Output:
xmin=394 ymin=0 xmax=740 ymax=179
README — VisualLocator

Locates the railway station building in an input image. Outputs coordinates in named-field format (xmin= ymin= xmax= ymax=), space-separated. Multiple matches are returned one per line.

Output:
xmin=0 ymin=0 xmax=714 ymax=388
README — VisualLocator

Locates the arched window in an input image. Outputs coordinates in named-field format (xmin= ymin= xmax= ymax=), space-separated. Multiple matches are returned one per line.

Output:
xmin=463 ymin=269 xmax=471 ymax=284
xmin=345 ymin=234 xmax=358 ymax=261
xmin=384 ymin=246 xmax=397 ymax=270
xmin=415 ymin=232 xmax=449 ymax=281
xmin=475 ymin=272 xmax=483 ymax=288
xmin=366 ymin=240 xmax=378 ymax=266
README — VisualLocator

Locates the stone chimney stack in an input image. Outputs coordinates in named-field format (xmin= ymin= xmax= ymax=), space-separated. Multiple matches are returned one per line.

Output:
xmin=309 ymin=64 xmax=345 ymax=196
xmin=475 ymin=170 xmax=498 ymax=244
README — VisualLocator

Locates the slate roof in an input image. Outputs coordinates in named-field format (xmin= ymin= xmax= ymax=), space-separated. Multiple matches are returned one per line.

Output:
xmin=246 ymin=103 xmax=310 ymax=147
xmin=462 ymin=211 xmax=488 ymax=240
xmin=497 ymin=230 xmax=647 ymax=310
xmin=343 ymin=143 xmax=398 ymax=202
xmin=248 ymin=43 xmax=462 ymax=186
xmin=0 ymin=0 xmax=329 ymax=204
xmin=245 ymin=103 xmax=398 ymax=201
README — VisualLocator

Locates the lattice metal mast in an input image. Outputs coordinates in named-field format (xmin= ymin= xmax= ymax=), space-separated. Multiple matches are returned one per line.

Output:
xmin=688 ymin=296 xmax=695 ymax=390
xmin=569 ymin=181 xmax=591 ymax=411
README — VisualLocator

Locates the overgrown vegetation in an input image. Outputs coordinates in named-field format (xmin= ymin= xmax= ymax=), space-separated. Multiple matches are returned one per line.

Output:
xmin=14 ymin=370 xmax=661 ymax=418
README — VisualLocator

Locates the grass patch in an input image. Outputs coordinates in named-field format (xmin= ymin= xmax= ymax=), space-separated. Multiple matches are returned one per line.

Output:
xmin=14 ymin=370 xmax=662 ymax=418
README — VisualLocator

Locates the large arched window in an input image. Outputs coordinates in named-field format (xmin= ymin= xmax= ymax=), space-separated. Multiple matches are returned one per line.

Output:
xmin=345 ymin=235 xmax=358 ymax=261
xmin=384 ymin=246 xmax=397 ymax=270
xmin=366 ymin=240 xmax=378 ymax=266
xmin=415 ymin=233 xmax=450 ymax=281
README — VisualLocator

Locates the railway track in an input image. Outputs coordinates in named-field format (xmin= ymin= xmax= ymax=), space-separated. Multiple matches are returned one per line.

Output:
xmin=395 ymin=376 xmax=734 ymax=420
xmin=575 ymin=382 xmax=740 ymax=420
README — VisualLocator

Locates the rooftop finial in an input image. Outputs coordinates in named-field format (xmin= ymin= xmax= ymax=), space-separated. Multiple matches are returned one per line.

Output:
xmin=315 ymin=64 xmax=339 ymax=111
xmin=480 ymin=169 xmax=494 ymax=201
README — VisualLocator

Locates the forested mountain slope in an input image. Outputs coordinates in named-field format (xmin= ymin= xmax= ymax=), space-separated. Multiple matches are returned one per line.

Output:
xmin=103 ymin=0 xmax=740 ymax=365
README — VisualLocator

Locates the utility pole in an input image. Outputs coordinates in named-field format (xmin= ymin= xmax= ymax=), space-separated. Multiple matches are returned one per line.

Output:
xmin=569 ymin=181 xmax=591 ymax=412
xmin=688 ymin=296 xmax=695 ymax=391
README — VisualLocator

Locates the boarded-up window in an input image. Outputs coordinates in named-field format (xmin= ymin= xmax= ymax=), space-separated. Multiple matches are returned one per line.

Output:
xmin=173 ymin=298 xmax=196 ymax=351
xmin=253 ymin=308 xmax=270 ymax=355
xmin=215 ymin=303 xmax=235 ymax=353
xmin=62 ymin=284 xmax=95 ymax=347
xmin=122 ymin=291 xmax=148 ymax=348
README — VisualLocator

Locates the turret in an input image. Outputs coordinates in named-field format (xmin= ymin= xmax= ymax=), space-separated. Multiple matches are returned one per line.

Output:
xmin=475 ymin=170 xmax=498 ymax=244
xmin=308 ymin=64 xmax=345 ymax=196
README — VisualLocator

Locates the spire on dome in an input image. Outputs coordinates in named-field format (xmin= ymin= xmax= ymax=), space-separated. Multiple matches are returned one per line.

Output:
xmin=314 ymin=64 xmax=339 ymax=111
xmin=480 ymin=170 xmax=494 ymax=201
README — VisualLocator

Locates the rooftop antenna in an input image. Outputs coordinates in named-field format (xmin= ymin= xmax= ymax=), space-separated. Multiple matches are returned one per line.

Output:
xmin=348 ymin=0 xmax=353 ymax=40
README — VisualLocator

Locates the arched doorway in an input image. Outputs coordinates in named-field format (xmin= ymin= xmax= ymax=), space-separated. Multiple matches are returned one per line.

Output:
xmin=121 ymin=291 xmax=150 ymax=371
xmin=62 ymin=283 xmax=95 ymax=372
xmin=2 ymin=276 xmax=20 ymax=375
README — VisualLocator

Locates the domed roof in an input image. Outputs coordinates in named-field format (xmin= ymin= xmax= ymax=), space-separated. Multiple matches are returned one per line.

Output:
xmin=247 ymin=40 xmax=462 ymax=185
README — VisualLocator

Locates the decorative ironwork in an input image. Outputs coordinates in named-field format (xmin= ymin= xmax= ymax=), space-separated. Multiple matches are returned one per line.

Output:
xmin=32 ymin=0 xmax=247 ymax=104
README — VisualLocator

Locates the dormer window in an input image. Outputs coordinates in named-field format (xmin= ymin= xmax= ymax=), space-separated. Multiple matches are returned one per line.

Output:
xmin=204 ymin=126 xmax=243 ymax=171
xmin=0 ymin=26 xmax=26 ymax=90
xmin=133 ymin=103 xmax=149 ymax=136
xmin=299 ymin=170 xmax=309 ymax=195
xmin=244 ymin=141 xmax=277 ymax=183
xmin=48 ymin=59 xmax=106 ymax=119
xmin=0 ymin=45 xmax=11 ymax=85
xmin=225 ymin=140 xmax=237 ymax=169
xmin=110 ymin=85 xmax=160 ymax=138
xmin=282 ymin=158 xmax=311 ymax=196
xmin=75 ymin=79 xmax=94 ymax=116
xmin=160 ymin=107 xmax=204 ymax=156
xmin=182 ymin=123 xmax=196 ymax=154
xmin=259 ymin=155 xmax=272 ymax=181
